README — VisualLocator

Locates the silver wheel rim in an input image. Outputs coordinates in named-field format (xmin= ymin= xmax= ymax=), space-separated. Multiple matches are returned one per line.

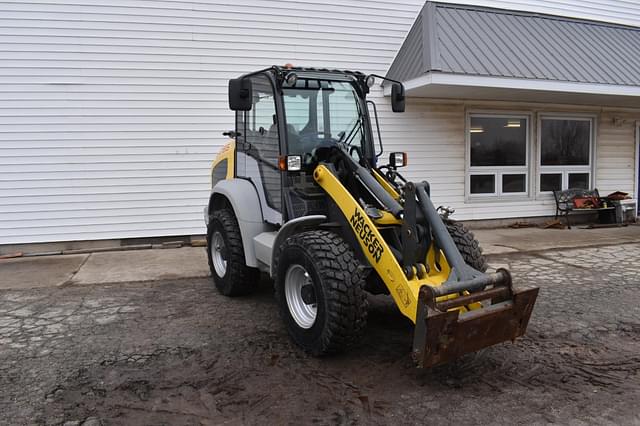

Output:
xmin=211 ymin=231 xmax=227 ymax=277
xmin=284 ymin=264 xmax=317 ymax=329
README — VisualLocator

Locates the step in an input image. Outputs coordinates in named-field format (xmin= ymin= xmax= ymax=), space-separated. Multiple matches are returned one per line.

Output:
xmin=253 ymin=231 xmax=277 ymax=269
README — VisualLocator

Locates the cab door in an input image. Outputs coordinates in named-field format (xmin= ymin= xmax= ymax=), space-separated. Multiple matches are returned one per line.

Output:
xmin=235 ymin=74 xmax=283 ymax=225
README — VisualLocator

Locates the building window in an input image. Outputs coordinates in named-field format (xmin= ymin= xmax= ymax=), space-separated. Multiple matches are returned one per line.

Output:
xmin=467 ymin=114 xmax=529 ymax=197
xmin=470 ymin=174 xmax=496 ymax=195
xmin=538 ymin=117 xmax=593 ymax=193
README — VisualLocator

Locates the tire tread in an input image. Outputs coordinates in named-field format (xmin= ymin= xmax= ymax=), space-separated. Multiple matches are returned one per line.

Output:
xmin=445 ymin=220 xmax=488 ymax=272
xmin=207 ymin=208 xmax=259 ymax=296
xmin=274 ymin=230 xmax=368 ymax=355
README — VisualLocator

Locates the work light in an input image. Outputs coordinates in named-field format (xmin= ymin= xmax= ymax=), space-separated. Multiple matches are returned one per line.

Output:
xmin=366 ymin=75 xmax=375 ymax=87
xmin=285 ymin=72 xmax=298 ymax=87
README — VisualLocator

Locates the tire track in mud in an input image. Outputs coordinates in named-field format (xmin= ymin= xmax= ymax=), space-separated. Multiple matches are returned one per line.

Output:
xmin=5 ymin=244 xmax=640 ymax=425
xmin=47 ymin=348 xmax=375 ymax=424
xmin=469 ymin=335 xmax=640 ymax=395
xmin=12 ymin=305 xmax=640 ymax=425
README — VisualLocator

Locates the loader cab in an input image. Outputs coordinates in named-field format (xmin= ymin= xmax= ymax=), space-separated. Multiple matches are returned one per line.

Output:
xmin=281 ymin=75 xmax=376 ymax=166
xmin=229 ymin=67 xmax=405 ymax=224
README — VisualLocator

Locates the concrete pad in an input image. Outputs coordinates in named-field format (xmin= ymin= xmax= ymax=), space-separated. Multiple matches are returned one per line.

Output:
xmin=480 ymin=244 xmax=520 ymax=256
xmin=0 ymin=239 xmax=121 ymax=257
xmin=474 ymin=224 xmax=640 ymax=254
xmin=71 ymin=247 xmax=209 ymax=285
xmin=0 ymin=254 xmax=88 ymax=289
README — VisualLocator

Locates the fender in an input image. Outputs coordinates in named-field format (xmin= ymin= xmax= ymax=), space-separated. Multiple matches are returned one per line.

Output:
xmin=270 ymin=215 xmax=327 ymax=278
xmin=205 ymin=178 xmax=271 ymax=268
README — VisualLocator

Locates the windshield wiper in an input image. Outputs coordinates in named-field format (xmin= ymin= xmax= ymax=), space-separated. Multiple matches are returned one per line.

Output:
xmin=341 ymin=117 xmax=362 ymax=147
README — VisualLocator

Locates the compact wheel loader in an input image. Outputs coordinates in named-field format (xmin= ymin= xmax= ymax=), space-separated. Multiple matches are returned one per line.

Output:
xmin=205 ymin=66 xmax=538 ymax=367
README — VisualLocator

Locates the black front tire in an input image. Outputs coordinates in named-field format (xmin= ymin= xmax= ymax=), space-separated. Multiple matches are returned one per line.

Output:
xmin=445 ymin=220 xmax=488 ymax=272
xmin=274 ymin=230 xmax=368 ymax=356
xmin=207 ymin=207 xmax=259 ymax=296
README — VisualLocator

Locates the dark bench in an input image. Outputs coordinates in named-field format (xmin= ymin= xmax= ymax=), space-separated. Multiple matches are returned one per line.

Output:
xmin=553 ymin=188 xmax=615 ymax=229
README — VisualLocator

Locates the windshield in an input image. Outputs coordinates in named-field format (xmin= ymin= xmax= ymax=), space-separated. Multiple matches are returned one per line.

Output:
xmin=283 ymin=80 xmax=366 ymax=157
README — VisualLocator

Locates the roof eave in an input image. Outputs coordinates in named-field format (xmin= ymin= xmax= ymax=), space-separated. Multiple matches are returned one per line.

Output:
xmin=383 ymin=72 xmax=640 ymax=108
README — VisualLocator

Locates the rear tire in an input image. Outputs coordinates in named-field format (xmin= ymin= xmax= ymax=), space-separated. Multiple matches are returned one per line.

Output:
xmin=445 ymin=220 xmax=488 ymax=272
xmin=274 ymin=230 xmax=368 ymax=356
xmin=207 ymin=207 xmax=259 ymax=296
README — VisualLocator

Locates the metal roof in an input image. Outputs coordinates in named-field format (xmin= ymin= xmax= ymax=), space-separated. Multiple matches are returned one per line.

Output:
xmin=386 ymin=2 xmax=640 ymax=87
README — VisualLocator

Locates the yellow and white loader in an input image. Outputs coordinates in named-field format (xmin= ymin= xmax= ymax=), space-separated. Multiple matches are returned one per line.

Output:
xmin=205 ymin=66 xmax=538 ymax=367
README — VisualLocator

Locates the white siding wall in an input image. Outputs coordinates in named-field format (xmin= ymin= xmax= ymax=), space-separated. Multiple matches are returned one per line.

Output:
xmin=0 ymin=0 xmax=425 ymax=244
xmin=1 ymin=0 xmax=639 ymax=244
xmin=597 ymin=111 xmax=638 ymax=196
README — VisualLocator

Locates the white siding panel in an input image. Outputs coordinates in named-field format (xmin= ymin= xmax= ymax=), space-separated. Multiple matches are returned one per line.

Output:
xmin=0 ymin=0 xmax=426 ymax=244
xmin=596 ymin=112 xmax=639 ymax=195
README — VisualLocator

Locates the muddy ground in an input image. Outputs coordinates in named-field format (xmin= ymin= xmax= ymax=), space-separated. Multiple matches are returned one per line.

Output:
xmin=1 ymin=243 xmax=640 ymax=425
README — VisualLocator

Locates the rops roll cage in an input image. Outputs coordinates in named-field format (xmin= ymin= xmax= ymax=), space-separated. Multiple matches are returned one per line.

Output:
xmin=232 ymin=65 xmax=405 ymax=111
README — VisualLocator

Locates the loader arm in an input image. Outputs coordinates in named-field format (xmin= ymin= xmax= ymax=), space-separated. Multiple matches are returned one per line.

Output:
xmin=314 ymin=163 xmax=437 ymax=321
xmin=313 ymin=157 xmax=538 ymax=368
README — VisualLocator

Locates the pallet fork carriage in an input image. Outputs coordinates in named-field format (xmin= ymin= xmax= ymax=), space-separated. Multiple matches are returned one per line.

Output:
xmin=205 ymin=65 xmax=538 ymax=367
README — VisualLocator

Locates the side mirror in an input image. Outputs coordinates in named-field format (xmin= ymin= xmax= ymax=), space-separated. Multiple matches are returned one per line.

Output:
xmin=228 ymin=78 xmax=252 ymax=111
xmin=391 ymin=83 xmax=405 ymax=113
xmin=389 ymin=152 xmax=407 ymax=168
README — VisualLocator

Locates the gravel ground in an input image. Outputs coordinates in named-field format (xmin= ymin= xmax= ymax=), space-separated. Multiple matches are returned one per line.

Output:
xmin=1 ymin=243 xmax=639 ymax=425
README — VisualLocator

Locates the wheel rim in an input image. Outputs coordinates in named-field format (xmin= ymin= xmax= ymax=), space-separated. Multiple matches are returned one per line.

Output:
xmin=284 ymin=264 xmax=317 ymax=329
xmin=211 ymin=231 xmax=227 ymax=277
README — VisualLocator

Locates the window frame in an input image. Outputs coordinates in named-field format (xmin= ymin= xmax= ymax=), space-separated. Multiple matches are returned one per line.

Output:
xmin=465 ymin=112 xmax=531 ymax=200
xmin=536 ymin=114 xmax=596 ymax=195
